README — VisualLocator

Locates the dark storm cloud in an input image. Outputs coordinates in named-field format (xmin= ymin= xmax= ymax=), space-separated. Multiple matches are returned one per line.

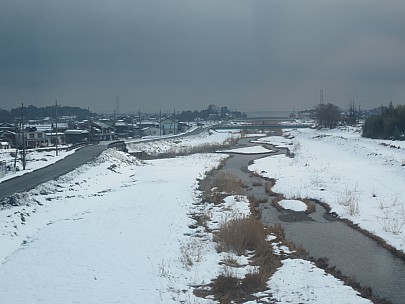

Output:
xmin=1 ymin=0 xmax=405 ymax=113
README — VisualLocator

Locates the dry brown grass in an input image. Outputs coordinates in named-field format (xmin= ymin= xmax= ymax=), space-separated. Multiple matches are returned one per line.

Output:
xmin=222 ymin=254 xmax=241 ymax=268
xmin=212 ymin=216 xmax=281 ymax=303
xmin=211 ymin=216 xmax=282 ymax=303
xmin=179 ymin=239 xmax=204 ymax=269
xmin=337 ymin=187 xmax=360 ymax=216
xmin=303 ymin=198 xmax=316 ymax=214
xmin=252 ymin=240 xmax=282 ymax=276
xmin=142 ymin=137 xmax=240 ymax=159
xmin=248 ymin=195 xmax=266 ymax=219
xmin=267 ymin=223 xmax=285 ymax=241
xmin=212 ymin=274 xmax=243 ymax=303
xmin=271 ymin=194 xmax=286 ymax=212
xmin=215 ymin=217 xmax=267 ymax=254
xmin=190 ymin=212 xmax=211 ymax=232
xmin=242 ymin=269 xmax=268 ymax=291
xmin=285 ymin=241 xmax=309 ymax=259
xmin=216 ymin=172 xmax=244 ymax=193
xmin=264 ymin=180 xmax=278 ymax=196
xmin=200 ymin=172 xmax=244 ymax=204
xmin=212 ymin=267 xmax=274 ymax=304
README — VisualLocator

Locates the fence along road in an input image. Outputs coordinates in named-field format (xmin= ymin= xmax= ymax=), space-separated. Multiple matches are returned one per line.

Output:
xmin=0 ymin=144 xmax=108 ymax=202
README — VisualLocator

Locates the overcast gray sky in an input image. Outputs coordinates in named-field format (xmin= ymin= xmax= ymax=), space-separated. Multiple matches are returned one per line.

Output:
xmin=1 ymin=0 xmax=405 ymax=114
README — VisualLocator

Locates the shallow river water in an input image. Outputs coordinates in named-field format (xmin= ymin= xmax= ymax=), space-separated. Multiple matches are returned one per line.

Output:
xmin=218 ymin=137 xmax=405 ymax=304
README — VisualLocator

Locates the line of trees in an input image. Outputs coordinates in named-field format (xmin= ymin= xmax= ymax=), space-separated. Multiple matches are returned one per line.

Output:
xmin=1 ymin=104 xmax=246 ymax=123
xmin=362 ymin=102 xmax=405 ymax=139
xmin=0 ymin=105 xmax=92 ymax=122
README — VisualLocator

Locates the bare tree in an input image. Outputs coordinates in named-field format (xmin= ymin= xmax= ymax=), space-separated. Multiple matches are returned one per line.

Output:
xmin=315 ymin=103 xmax=340 ymax=128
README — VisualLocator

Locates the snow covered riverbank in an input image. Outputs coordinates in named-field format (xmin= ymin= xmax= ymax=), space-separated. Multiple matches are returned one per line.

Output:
xmin=126 ymin=129 xmax=240 ymax=155
xmin=249 ymin=126 xmax=405 ymax=254
xmin=0 ymin=150 xmax=229 ymax=303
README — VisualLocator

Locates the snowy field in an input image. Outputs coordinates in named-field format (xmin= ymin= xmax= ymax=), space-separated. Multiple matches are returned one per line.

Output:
xmin=0 ymin=129 xmax=375 ymax=303
xmin=126 ymin=129 xmax=240 ymax=155
xmin=249 ymin=126 xmax=405 ymax=254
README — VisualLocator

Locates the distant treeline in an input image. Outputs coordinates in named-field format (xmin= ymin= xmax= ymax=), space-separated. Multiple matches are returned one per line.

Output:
xmin=362 ymin=103 xmax=405 ymax=140
xmin=0 ymin=104 xmax=246 ymax=123
xmin=176 ymin=104 xmax=246 ymax=121
xmin=0 ymin=105 xmax=92 ymax=122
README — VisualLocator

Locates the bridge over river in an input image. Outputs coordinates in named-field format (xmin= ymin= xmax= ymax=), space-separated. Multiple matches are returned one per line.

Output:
xmin=212 ymin=122 xmax=313 ymax=131
xmin=211 ymin=115 xmax=314 ymax=131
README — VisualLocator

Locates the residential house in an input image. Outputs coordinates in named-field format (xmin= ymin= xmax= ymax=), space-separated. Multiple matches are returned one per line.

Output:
xmin=64 ymin=129 xmax=90 ymax=144
xmin=178 ymin=122 xmax=191 ymax=133
xmin=114 ymin=121 xmax=130 ymax=139
xmin=0 ymin=141 xmax=11 ymax=150
xmin=160 ymin=118 xmax=178 ymax=135
xmin=0 ymin=123 xmax=15 ymax=133
xmin=0 ymin=123 xmax=16 ymax=147
xmin=0 ymin=130 xmax=16 ymax=147
xmin=138 ymin=120 xmax=159 ymax=129
xmin=75 ymin=120 xmax=113 ymax=142
xmin=15 ymin=127 xmax=49 ymax=148
xmin=141 ymin=126 xmax=160 ymax=137
xmin=92 ymin=121 xmax=115 ymax=141
xmin=131 ymin=124 xmax=142 ymax=138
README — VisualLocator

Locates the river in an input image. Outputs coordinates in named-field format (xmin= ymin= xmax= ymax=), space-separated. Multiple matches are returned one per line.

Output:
xmin=218 ymin=137 xmax=405 ymax=304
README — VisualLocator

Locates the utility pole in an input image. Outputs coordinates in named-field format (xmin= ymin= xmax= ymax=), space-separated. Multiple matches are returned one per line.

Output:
xmin=13 ymin=124 xmax=18 ymax=169
xmin=88 ymin=107 xmax=92 ymax=143
xmin=21 ymin=103 xmax=26 ymax=170
xmin=159 ymin=110 xmax=162 ymax=137
xmin=116 ymin=96 xmax=120 ymax=115
xmin=173 ymin=109 xmax=176 ymax=135
xmin=320 ymin=89 xmax=324 ymax=104
xmin=55 ymin=99 xmax=59 ymax=156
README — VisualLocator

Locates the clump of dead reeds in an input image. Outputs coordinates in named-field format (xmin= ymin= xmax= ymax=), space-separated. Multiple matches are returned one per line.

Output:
xmin=141 ymin=136 xmax=240 ymax=159
xmin=211 ymin=216 xmax=281 ymax=303
xmin=264 ymin=180 xmax=278 ymax=196
xmin=215 ymin=216 xmax=267 ymax=254
xmin=248 ymin=195 xmax=266 ymax=218
xmin=199 ymin=172 xmax=244 ymax=204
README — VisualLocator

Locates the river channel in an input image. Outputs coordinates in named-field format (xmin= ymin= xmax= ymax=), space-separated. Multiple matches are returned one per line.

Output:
xmin=218 ymin=137 xmax=405 ymax=304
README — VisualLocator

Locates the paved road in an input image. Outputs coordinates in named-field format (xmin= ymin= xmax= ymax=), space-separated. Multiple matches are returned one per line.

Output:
xmin=0 ymin=144 xmax=107 ymax=201
xmin=0 ymin=127 xmax=209 ymax=202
